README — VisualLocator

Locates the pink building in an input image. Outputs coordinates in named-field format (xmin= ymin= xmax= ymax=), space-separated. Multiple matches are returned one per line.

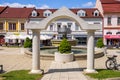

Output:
xmin=96 ymin=0 xmax=120 ymax=47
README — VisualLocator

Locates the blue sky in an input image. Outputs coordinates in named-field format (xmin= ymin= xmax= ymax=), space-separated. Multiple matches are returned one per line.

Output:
xmin=0 ymin=0 xmax=96 ymax=9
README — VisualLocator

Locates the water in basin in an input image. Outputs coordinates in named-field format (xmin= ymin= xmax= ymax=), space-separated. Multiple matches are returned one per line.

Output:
xmin=40 ymin=48 xmax=87 ymax=54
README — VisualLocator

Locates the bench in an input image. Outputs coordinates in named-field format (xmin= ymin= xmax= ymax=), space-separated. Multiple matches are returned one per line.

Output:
xmin=0 ymin=65 xmax=3 ymax=73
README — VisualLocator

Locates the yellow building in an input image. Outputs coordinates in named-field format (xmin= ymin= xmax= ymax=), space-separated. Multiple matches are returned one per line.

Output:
xmin=0 ymin=6 xmax=33 ymax=45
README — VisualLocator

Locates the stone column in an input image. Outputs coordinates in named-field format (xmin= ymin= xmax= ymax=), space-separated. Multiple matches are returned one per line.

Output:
xmin=85 ymin=30 xmax=96 ymax=73
xmin=30 ymin=29 xmax=42 ymax=74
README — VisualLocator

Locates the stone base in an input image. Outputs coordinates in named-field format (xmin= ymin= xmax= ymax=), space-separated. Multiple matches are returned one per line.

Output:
xmin=84 ymin=69 xmax=98 ymax=73
xmin=55 ymin=52 xmax=74 ymax=63
xmin=29 ymin=69 xmax=43 ymax=74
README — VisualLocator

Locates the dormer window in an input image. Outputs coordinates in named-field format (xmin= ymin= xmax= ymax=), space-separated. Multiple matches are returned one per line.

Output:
xmin=77 ymin=10 xmax=86 ymax=17
xmin=31 ymin=10 xmax=37 ymax=17
xmin=94 ymin=10 xmax=99 ymax=16
xmin=44 ymin=10 xmax=52 ymax=17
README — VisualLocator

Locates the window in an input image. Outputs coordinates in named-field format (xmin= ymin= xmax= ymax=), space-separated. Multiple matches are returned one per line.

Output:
xmin=93 ymin=10 xmax=99 ymax=16
xmin=67 ymin=23 xmax=72 ymax=30
xmin=107 ymin=17 xmax=111 ymax=25
xmin=31 ymin=10 xmax=37 ymax=17
xmin=44 ymin=10 xmax=52 ymax=17
xmin=50 ymin=24 xmax=53 ymax=31
xmin=77 ymin=10 xmax=86 ymax=17
xmin=8 ymin=23 xmax=16 ymax=31
xmin=106 ymin=32 xmax=112 ymax=34
xmin=48 ymin=13 xmax=51 ymax=16
xmin=57 ymin=23 xmax=61 ymax=31
xmin=44 ymin=13 xmax=48 ymax=17
xmin=116 ymin=32 xmax=120 ymax=35
xmin=117 ymin=17 xmax=120 ymax=25
xmin=21 ymin=23 xmax=24 ymax=30
xmin=0 ymin=23 xmax=3 ymax=30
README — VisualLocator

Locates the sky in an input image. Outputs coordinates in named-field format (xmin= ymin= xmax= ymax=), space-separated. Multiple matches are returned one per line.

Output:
xmin=0 ymin=0 xmax=96 ymax=9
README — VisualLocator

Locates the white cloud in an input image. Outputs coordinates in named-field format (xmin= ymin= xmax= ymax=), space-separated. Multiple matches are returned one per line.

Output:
xmin=82 ymin=2 xmax=95 ymax=7
xmin=0 ymin=3 xmax=36 ymax=8
xmin=39 ymin=4 xmax=50 ymax=9
xmin=0 ymin=3 xmax=50 ymax=9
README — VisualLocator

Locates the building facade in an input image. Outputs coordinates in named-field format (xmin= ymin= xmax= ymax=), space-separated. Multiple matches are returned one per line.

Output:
xmin=29 ymin=8 xmax=102 ymax=45
xmin=0 ymin=6 xmax=102 ymax=45
xmin=96 ymin=0 xmax=120 ymax=47
xmin=0 ymin=6 xmax=33 ymax=45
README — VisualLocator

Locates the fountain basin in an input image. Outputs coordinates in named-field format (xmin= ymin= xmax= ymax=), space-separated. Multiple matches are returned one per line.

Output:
xmin=24 ymin=46 xmax=104 ymax=60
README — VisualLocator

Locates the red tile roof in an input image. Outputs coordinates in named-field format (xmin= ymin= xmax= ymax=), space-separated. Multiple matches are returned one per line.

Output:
xmin=0 ymin=6 xmax=7 ymax=13
xmin=0 ymin=6 xmax=102 ymax=19
xmin=100 ymin=0 xmax=120 ymax=4
xmin=102 ymin=4 xmax=120 ymax=13
xmin=0 ymin=7 xmax=34 ymax=18
xmin=71 ymin=8 xmax=102 ymax=18
xmin=100 ymin=0 xmax=120 ymax=13
xmin=30 ymin=8 xmax=102 ymax=18
xmin=35 ymin=9 xmax=57 ymax=18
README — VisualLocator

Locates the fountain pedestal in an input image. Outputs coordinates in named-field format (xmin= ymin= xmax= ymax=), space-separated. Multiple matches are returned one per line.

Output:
xmin=55 ymin=52 xmax=74 ymax=63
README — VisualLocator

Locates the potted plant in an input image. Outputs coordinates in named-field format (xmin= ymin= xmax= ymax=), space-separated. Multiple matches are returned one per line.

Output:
xmin=55 ymin=38 xmax=74 ymax=63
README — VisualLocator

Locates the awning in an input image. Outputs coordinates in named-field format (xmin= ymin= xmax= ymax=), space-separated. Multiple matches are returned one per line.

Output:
xmin=5 ymin=35 xmax=32 ymax=40
xmin=40 ymin=35 xmax=52 ymax=40
xmin=105 ymin=35 xmax=120 ymax=39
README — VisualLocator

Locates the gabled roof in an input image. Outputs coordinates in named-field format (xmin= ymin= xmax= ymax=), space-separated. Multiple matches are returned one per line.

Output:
xmin=99 ymin=0 xmax=120 ymax=13
xmin=30 ymin=8 xmax=102 ymax=18
xmin=0 ymin=7 xmax=34 ymax=18
xmin=100 ymin=0 xmax=120 ymax=4
xmin=102 ymin=4 xmax=120 ymax=13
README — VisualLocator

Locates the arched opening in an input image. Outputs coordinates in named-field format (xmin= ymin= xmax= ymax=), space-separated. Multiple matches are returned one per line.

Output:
xmin=26 ymin=7 xmax=101 ymax=74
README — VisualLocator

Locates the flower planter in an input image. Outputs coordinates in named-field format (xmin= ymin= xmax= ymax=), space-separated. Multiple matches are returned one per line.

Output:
xmin=54 ymin=52 xmax=74 ymax=63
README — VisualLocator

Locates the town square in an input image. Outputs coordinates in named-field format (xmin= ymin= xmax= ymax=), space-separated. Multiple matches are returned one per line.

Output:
xmin=0 ymin=0 xmax=120 ymax=80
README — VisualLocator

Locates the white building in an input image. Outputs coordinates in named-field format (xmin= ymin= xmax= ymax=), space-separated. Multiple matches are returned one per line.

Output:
xmin=28 ymin=8 xmax=102 ymax=45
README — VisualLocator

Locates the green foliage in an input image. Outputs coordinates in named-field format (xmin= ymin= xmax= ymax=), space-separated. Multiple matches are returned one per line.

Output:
xmin=24 ymin=37 xmax=32 ymax=48
xmin=86 ymin=69 xmax=120 ymax=79
xmin=96 ymin=38 xmax=104 ymax=48
xmin=59 ymin=38 xmax=71 ymax=54
xmin=0 ymin=70 xmax=42 ymax=80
